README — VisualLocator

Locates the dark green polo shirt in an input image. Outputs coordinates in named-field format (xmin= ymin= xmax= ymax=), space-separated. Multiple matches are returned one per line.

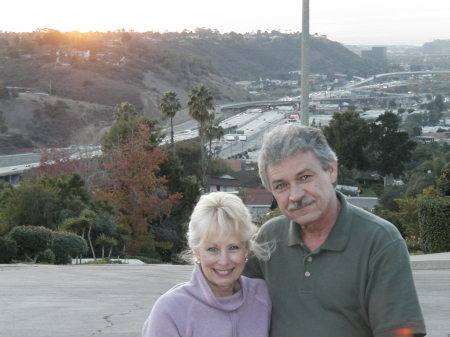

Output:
xmin=244 ymin=192 xmax=426 ymax=337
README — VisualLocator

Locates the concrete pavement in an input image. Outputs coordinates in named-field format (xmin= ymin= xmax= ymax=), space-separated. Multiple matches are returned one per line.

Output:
xmin=0 ymin=253 xmax=449 ymax=337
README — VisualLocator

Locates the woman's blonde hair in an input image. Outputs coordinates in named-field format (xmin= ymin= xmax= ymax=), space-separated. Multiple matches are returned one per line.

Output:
xmin=184 ymin=192 xmax=271 ymax=263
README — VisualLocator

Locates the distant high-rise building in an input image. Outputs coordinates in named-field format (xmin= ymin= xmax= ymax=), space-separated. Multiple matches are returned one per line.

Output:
xmin=361 ymin=46 xmax=387 ymax=61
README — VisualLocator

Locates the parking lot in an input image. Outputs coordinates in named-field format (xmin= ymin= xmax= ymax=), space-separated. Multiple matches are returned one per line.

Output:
xmin=0 ymin=262 xmax=449 ymax=337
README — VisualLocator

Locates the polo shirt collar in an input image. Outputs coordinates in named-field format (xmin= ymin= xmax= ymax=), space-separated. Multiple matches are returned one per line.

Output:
xmin=287 ymin=191 xmax=351 ymax=251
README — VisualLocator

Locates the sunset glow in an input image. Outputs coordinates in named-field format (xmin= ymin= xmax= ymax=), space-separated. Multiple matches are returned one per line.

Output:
xmin=2 ymin=0 xmax=450 ymax=45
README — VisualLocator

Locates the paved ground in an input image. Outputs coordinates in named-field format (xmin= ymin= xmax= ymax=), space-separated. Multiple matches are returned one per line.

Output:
xmin=0 ymin=254 xmax=449 ymax=337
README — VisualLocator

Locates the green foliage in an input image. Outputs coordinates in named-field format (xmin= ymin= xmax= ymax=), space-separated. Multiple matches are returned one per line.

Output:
xmin=436 ymin=164 xmax=450 ymax=196
xmin=368 ymin=111 xmax=416 ymax=177
xmin=323 ymin=110 xmax=370 ymax=171
xmin=372 ymin=206 xmax=405 ymax=237
xmin=378 ymin=186 xmax=406 ymax=212
xmin=51 ymin=231 xmax=88 ymax=264
xmin=208 ymin=159 xmax=232 ymax=176
xmin=10 ymin=226 xmax=53 ymax=262
xmin=0 ymin=179 xmax=60 ymax=228
xmin=102 ymin=102 xmax=163 ymax=152
xmin=0 ymin=174 xmax=91 ymax=230
xmin=188 ymin=84 xmax=215 ymax=188
xmin=417 ymin=196 xmax=450 ymax=253
xmin=396 ymin=197 xmax=420 ymax=238
xmin=37 ymin=248 xmax=55 ymax=264
xmin=95 ymin=233 xmax=118 ymax=258
xmin=0 ymin=235 xmax=17 ymax=263
xmin=160 ymin=91 xmax=181 ymax=146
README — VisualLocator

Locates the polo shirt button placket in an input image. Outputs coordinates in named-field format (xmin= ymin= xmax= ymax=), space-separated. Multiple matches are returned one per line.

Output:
xmin=304 ymin=256 xmax=312 ymax=277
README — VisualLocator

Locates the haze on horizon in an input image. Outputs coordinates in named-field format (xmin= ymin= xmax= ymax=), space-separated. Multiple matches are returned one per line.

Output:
xmin=1 ymin=0 xmax=449 ymax=46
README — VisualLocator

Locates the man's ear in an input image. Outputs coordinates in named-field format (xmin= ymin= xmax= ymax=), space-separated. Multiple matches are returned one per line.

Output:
xmin=329 ymin=160 xmax=338 ymax=185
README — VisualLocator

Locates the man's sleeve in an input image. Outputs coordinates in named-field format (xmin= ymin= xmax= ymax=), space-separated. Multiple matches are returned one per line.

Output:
xmin=366 ymin=239 xmax=426 ymax=337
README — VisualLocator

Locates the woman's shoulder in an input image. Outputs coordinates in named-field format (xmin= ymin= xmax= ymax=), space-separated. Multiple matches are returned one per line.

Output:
xmin=153 ymin=282 xmax=192 ymax=308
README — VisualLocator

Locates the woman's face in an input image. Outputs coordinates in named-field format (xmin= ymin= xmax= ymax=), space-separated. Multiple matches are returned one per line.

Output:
xmin=194 ymin=233 xmax=249 ymax=297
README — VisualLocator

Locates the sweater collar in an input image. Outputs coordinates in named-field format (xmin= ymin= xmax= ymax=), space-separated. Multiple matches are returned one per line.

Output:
xmin=189 ymin=264 xmax=246 ymax=312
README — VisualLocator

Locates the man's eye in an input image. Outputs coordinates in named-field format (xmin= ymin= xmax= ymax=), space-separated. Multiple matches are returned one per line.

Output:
xmin=274 ymin=183 xmax=287 ymax=190
xmin=300 ymin=175 xmax=311 ymax=181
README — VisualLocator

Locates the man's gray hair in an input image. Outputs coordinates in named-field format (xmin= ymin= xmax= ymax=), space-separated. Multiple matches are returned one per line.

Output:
xmin=258 ymin=123 xmax=337 ymax=190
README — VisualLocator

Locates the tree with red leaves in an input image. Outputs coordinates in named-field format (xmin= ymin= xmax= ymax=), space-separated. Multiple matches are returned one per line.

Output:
xmin=98 ymin=125 xmax=182 ymax=236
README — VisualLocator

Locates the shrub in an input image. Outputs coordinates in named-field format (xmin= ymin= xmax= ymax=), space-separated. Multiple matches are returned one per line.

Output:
xmin=52 ymin=231 xmax=88 ymax=264
xmin=417 ymin=196 xmax=450 ymax=253
xmin=0 ymin=236 xmax=17 ymax=263
xmin=9 ymin=226 xmax=52 ymax=263
xmin=37 ymin=248 xmax=55 ymax=264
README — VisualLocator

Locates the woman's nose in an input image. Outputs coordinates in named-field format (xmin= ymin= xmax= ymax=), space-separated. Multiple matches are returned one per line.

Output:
xmin=217 ymin=252 xmax=231 ymax=265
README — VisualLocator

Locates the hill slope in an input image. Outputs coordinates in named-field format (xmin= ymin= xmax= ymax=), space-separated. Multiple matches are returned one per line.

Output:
xmin=0 ymin=30 xmax=382 ymax=151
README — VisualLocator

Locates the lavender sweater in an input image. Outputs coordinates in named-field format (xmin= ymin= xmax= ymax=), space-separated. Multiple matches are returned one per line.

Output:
xmin=142 ymin=265 xmax=271 ymax=337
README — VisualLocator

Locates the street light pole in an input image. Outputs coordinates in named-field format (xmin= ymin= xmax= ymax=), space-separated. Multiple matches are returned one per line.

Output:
xmin=301 ymin=0 xmax=310 ymax=126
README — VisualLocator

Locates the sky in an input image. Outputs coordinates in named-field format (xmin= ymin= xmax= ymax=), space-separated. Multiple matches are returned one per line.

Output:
xmin=1 ymin=0 xmax=449 ymax=46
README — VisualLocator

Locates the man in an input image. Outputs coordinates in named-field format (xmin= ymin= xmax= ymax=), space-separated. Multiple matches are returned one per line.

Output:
xmin=244 ymin=124 xmax=426 ymax=337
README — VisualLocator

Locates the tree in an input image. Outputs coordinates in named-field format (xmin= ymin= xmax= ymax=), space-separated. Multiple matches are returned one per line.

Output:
xmin=62 ymin=209 xmax=97 ymax=260
xmin=95 ymin=233 xmax=118 ymax=258
xmin=10 ymin=226 xmax=53 ymax=263
xmin=99 ymin=125 xmax=182 ymax=240
xmin=368 ymin=111 xmax=416 ymax=178
xmin=102 ymin=102 xmax=163 ymax=152
xmin=323 ymin=111 xmax=370 ymax=171
xmin=0 ymin=179 xmax=60 ymax=229
xmin=160 ymin=91 xmax=181 ymax=146
xmin=188 ymin=84 xmax=215 ymax=189
xmin=52 ymin=231 xmax=88 ymax=264
xmin=204 ymin=111 xmax=224 ymax=158
xmin=436 ymin=164 xmax=450 ymax=196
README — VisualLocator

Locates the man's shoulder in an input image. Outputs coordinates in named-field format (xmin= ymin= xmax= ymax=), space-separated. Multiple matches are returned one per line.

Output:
xmin=259 ymin=214 xmax=290 ymax=235
xmin=348 ymin=203 xmax=402 ymax=240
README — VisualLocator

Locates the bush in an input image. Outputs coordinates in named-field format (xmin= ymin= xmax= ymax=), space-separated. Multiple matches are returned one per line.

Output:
xmin=9 ymin=226 xmax=52 ymax=262
xmin=37 ymin=248 xmax=55 ymax=264
xmin=52 ymin=231 xmax=88 ymax=264
xmin=0 ymin=236 xmax=17 ymax=263
xmin=417 ymin=196 xmax=450 ymax=253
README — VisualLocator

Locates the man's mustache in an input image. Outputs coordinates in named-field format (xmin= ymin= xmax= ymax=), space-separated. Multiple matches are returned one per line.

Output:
xmin=287 ymin=197 xmax=315 ymax=210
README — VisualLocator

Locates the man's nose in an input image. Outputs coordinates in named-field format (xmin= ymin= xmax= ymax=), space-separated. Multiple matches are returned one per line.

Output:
xmin=289 ymin=182 xmax=305 ymax=202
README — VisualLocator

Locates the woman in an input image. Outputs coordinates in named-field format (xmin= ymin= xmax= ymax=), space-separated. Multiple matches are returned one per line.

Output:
xmin=142 ymin=192 xmax=271 ymax=337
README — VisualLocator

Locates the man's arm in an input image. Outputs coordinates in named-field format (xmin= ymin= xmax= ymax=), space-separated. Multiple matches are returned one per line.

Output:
xmin=366 ymin=240 xmax=426 ymax=337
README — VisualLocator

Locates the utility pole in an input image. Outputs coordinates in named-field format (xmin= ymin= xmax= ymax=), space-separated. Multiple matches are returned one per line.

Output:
xmin=300 ymin=0 xmax=310 ymax=126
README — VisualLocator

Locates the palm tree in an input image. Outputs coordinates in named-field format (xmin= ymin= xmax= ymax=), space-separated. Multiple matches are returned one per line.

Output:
xmin=188 ymin=84 xmax=215 ymax=189
xmin=160 ymin=91 xmax=181 ymax=146
xmin=205 ymin=112 xmax=224 ymax=158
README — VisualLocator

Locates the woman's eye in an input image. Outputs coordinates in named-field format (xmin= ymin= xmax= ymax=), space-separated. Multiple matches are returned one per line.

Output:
xmin=207 ymin=247 xmax=219 ymax=253
xmin=229 ymin=245 xmax=240 ymax=251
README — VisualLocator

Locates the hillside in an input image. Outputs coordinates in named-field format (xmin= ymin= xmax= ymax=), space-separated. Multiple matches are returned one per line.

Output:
xmin=0 ymin=30 xmax=382 ymax=151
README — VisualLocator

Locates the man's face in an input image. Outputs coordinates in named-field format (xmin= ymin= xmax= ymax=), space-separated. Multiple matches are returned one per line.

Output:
xmin=266 ymin=151 xmax=337 ymax=228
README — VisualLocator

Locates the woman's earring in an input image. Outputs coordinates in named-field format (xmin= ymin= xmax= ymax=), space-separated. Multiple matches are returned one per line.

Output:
xmin=194 ymin=258 xmax=200 ymax=265
xmin=245 ymin=257 xmax=248 ymax=263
